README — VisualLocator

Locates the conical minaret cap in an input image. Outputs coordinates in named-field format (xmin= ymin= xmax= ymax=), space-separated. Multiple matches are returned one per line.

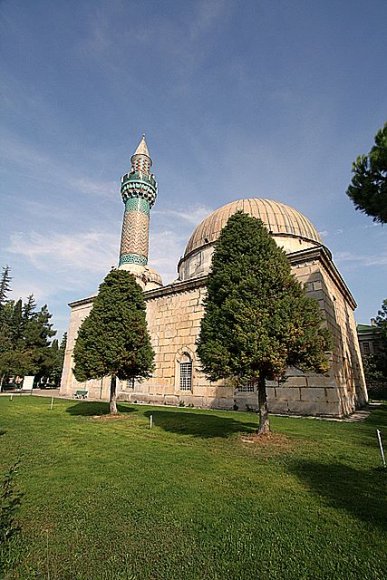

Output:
xmin=132 ymin=134 xmax=151 ymax=160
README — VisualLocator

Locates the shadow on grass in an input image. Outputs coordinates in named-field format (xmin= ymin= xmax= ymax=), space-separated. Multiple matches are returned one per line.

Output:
xmin=144 ymin=409 xmax=257 ymax=438
xmin=0 ymin=430 xmax=5 ymax=436
xmin=353 ymin=404 xmax=387 ymax=449
xmin=365 ymin=403 xmax=387 ymax=429
xmin=66 ymin=402 xmax=136 ymax=417
xmin=289 ymin=459 xmax=387 ymax=532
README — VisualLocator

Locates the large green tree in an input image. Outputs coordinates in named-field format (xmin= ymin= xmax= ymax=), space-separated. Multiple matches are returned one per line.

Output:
xmin=360 ymin=300 xmax=387 ymax=398
xmin=346 ymin=122 xmax=387 ymax=223
xmin=0 ymin=268 xmax=57 ymax=388
xmin=197 ymin=212 xmax=331 ymax=434
xmin=73 ymin=269 xmax=154 ymax=414
xmin=368 ymin=299 xmax=387 ymax=384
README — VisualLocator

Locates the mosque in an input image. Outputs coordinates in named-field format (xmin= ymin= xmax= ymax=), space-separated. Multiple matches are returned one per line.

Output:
xmin=60 ymin=136 xmax=368 ymax=416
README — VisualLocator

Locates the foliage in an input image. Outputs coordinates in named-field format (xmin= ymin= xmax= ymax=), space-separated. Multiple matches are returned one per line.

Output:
xmin=197 ymin=212 xmax=331 ymax=432
xmin=365 ymin=300 xmax=387 ymax=393
xmin=376 ymin=298 xmax=387 ymax=339
xmin=0 ymin=462 xmax=22 ymax=575
xmin=73 ymin=269 xmax=154 ymax=412
xmin=0 ymin=266 xmax=11 ymax=308
xmin=1 ymin=396 xmax=387 ymax=579
xmin=0 ymin=463 xmax=22 ymax=545
xmin=346 ymin=122 xmax=387 ymax=223
xmin=49 ymin=333 xmax=67 ymax=386
xmin=0 ymin=267 xmax=57 ymax=387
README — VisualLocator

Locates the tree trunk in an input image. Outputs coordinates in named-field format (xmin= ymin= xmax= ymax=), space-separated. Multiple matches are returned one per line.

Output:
xmin=110 ymin=375 xmax=118 ymax=415
xmin=257 ymin=374 xmax=270 ymax=435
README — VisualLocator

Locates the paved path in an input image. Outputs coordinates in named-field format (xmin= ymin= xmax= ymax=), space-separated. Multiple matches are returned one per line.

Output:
xmin=0 ymin=388 xmax=61 ymax=397
xmin=1 ymin=388 xmax=377 ymax=423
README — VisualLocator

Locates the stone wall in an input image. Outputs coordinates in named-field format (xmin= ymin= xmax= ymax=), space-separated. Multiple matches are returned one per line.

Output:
xmin=60 ymin=247 xmax=367 ymax=416
xmin=119 ymin=279 xmax=234 ymax=408
xmin=60 ymin=296 xmax=113 ymax=400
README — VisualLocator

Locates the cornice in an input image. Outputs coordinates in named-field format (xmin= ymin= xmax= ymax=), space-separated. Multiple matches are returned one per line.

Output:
xmin=144 ymin=276 xmax=208 ymax=300
xmin=288 ymin=245 xmax=357 ymax=309
xmin=68 ymin=246 xmax=357 ymax=311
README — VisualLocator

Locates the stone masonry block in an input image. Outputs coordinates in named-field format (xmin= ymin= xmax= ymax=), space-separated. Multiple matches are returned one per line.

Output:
xmin=307 ymin=376 xmax=335 ymax=388
xmin=265 ymin=387 xmax=276 ymax=400
xmin=300 ymin=387 xmax=327 ymax=402
xmin=266 ymin=380 xmax=278 ymax=387
xmin=269 ymin=399 xmax=339 ymax=416
xmin=325 ymin=388 xmax=340 ymax=402
xmin=283 ymin=376 xmax=307 ymax=387
xmin=178 ymin=328 xmax=191 ymax=337
xmin=274 ymin=387 xmax=301 ymax=401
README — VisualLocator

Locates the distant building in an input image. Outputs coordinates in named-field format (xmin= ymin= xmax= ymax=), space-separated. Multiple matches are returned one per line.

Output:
xmin=357 ymin=320 xmax=382 ymax=358
xmin=60 ymin=136 xmax=368 ymax=416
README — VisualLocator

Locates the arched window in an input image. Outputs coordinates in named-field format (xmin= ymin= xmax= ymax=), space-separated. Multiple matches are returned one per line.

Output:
xmin=179 ymin=354 xmax=192 ymax=391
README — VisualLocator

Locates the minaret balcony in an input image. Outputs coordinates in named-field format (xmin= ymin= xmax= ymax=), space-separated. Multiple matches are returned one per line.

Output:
xmin=120 ymin=177 xmax=157 ymax=206
xmin=121 ymin=171 xmax=156 ymax=188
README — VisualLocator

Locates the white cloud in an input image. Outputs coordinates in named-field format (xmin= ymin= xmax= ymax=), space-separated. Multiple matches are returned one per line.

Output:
xmin=149 ymin=229 xmax=187 ymax=284
xmin=80 ymin=11 xmax=112 ymax=55
xmin=8 ymin=230 xmax=119 ymax=274
xmin=0 ymin=135 xmax=116 ymax=199
xmin=69 ymin=177 xmax=116 ymax=197
xmin=189 ymin=0 xmax=228 ymax=40
xmin=153 ymin=204 xmax=212 ymax=226
xmin=9 ymin=279 xmax=52 ymax=304
xmin=335 ymin=251 xmax=387 ymax=268
xmin=77 ymin=0 xmax=230 ymax=81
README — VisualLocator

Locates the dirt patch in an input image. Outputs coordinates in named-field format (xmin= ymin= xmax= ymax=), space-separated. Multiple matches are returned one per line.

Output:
xmin=241 ymin=432 xmax=293 ymax=448
xmin=91 ymin=414 xmax=132 ymax=421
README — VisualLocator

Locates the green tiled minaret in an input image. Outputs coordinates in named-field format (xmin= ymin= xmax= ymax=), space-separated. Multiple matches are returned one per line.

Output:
xmin=119 ymin=135 xmax=157 ymax=270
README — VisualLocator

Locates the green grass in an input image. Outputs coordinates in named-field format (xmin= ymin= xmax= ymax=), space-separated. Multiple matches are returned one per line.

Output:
xmin=0 ymin=396 xmax=386 ymax=579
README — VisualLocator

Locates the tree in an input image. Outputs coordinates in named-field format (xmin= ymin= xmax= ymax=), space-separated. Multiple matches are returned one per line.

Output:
xmin=50 ymin=333 xmax=67 ymax=386
xmin=22 ymin=295 xmax=36 ymax=321
xmin=376 ymin=299 xmax=387 ymax=335
xmin=0 ymin=288 xmax=57 ymax=388
xmin=197 ymin=212 xmax=331 ymax=435
xmin=346 ymin=122 xmax=387 ymax=223
xmin=73 ymin=269 xmax=154 ymax=414
xmin=24 ymin=304 xmax=56 ymax=384
xmin=371 ymin=299 xmax=387 ymax=381
xmin=0 ymin=266 xmax=11 ymax=308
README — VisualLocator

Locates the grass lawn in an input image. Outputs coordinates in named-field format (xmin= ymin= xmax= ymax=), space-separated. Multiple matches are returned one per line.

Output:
xmin=0 ymin=396 xmax=386 ymax=579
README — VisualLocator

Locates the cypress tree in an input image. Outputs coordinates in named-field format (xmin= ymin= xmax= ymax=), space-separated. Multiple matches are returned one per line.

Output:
xmin=51 ymin=333 xmax=67 ymax=386
xmin=73 ymin=269 xmax=154 ymax=414
xmin=197 ymin=212 xmax=331 ymax=434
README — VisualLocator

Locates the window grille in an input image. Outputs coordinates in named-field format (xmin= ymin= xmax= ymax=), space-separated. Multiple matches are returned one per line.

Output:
xmin=236 ymin=380 xmax=255 ymax=393
xmin=362 ymin=341 xmax=370 ymax=356
xmin=180 ymin=360 xmax=192 ymax=391
xmin=126 ymin=378 xmax=135 ymax=389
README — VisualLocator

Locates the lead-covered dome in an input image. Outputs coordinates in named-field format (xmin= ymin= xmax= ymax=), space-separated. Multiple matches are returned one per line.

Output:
xmin=178 ymin=198 xmax=322 ymax=281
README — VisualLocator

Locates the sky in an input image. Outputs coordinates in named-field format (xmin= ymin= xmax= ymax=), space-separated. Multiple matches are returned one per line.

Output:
xmin=0 ymin=0 xmax=386 ymax=338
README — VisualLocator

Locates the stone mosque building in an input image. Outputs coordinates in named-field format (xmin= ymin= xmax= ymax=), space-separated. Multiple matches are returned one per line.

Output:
xmin=60 ymin=136 xmax=368 ymax=416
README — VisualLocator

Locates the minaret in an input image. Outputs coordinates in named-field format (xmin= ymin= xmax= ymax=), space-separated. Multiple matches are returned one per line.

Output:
xmin=118 ymin=135 xmax=160 ymax=287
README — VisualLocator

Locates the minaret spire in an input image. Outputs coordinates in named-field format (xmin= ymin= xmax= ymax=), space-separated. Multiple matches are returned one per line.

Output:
xmin=118 ymin=135 xmax=157 ymax=279
xmin=132 ymin=134 xmax=150 ymax=159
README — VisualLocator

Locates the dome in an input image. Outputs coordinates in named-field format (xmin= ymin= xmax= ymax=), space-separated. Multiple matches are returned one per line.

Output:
xmin=178 ymin=198 xmax=322 ymax=282
xmin=185 ymin=198 xmax=321 ymax=257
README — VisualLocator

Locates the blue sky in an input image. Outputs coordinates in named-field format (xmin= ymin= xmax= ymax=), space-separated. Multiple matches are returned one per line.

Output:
xmin=1 ymin=0 xmax=386 ymax=338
